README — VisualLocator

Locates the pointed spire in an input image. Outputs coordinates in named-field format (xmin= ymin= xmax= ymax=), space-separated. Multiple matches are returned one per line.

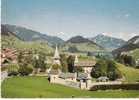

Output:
xmin=54 ymin=44 xmax=60 ymax=59
xmin=74 ymin=55 xmax=78 ymax=63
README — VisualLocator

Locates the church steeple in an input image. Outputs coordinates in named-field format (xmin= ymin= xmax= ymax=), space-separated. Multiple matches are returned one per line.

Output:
xmin=74 ymin=55 xmax=78 ymax=63
xmin=53 ymin=45 xmax=61 ymax=65
xmin=54 ymin=45 xmax=60 ymax=59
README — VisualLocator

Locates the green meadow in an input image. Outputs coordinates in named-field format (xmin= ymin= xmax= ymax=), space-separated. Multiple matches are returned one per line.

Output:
xmin=1 ymin=76 xmax=139 ymax=98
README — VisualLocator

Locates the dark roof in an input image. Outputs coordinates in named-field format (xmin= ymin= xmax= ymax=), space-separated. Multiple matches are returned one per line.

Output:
xmin=59 ymin=73 xmax=76 ymax=79
xmin=77 ymin=73 xmax=88 ymax=80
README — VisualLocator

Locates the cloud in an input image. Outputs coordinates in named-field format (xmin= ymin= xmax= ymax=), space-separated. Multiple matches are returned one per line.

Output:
xmin=117 ymin=13 xmax=131 ymax=19
xmin=101 ymin=32 xmax=138 ymax=41
xmin=124 ymin=14 xmax=130 ymax=18
xmin=57 ymin=32 xmax=65 ymax=35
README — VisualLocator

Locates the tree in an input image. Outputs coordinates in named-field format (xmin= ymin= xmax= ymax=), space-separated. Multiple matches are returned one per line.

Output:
xmin=33 ymin=52 xmax=47 ymax=69
xmin=106 ymin=60 xmax=121 ymax=80
xmin=18 ymin=50 xmax=34 ymax=67
xmin=91 ymin=60 xmax=107 ymax=78
xmin=117 ymin=54 xmax=135 ymax=67
xmin=91 ymin=59 xmax=122 ymax=80
xmin=60 ymin=54 xmax=68 ymax=72
xmin=67 ymin=55 xmax=75 ymax=73
xmin=8 ymin=64 xmax=19 ymax=76
xmin=68 ymin=46 xmax=78 ymax=53
xmin=52 ymin=64 xmax=61 ymax=70
xmin=19 ymin=64 xmax=33 ymax=76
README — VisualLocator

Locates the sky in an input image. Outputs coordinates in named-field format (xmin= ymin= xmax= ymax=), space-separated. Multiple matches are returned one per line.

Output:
xmin=2 ymin=0 xmax=139 ymax=40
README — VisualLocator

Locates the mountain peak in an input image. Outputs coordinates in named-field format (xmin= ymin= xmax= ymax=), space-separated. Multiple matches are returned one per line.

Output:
xmin=67 ymin=35 xmax=93 ymax=43
xmin=90 ymin=34 xmax=126 ymax=50
xmin=112 ymin=35 xmax=139 ymax=55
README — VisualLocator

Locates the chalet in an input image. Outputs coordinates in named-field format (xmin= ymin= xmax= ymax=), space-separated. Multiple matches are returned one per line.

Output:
xmin=1 ymin=48 xmax=18 ymax=64
xmin=74 ymin=55 xmax=96 ymax=74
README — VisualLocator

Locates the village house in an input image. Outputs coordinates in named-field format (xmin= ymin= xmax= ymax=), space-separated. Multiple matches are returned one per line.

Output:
xmin=74 ymin=55 xmax=96 ymax=75
xmin=1 ymin=48 xmax=18 ymax=65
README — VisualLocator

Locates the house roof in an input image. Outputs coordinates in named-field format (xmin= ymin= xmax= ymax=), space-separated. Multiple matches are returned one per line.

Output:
xmin=77 ymin=73 xmax=88 ymax=80
xmin=74 ymin=61 xmax=96 ymax=67
xmin=59 ymin=73 xmax=76 ymax=79
xmin=97 ymin=76 xmax=109 ymax=81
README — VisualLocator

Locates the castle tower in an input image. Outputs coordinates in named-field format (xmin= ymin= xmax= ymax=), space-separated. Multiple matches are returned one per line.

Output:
xmin=53 ymin=45 xmax=61 ymax=65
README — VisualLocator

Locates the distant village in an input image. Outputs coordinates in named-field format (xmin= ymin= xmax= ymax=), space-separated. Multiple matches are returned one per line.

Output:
xmin=1 ymin=46 xmax=126 ymax=90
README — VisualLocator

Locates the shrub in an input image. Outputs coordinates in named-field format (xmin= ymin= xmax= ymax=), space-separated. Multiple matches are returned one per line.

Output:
xmin=68 ymin=46 xmax=78 ymax=53
xmin=60 ymin=54 xmax=68 ymax=72
xmin=19 ymin=64 xmax=33 ymax=76
xmin=91 ymin=60 xmax=122 ymax=80
xmin=52 ymin=64 xmax=61 ymax=70
xmin=7 ymin=64 xmax=19 ymax=76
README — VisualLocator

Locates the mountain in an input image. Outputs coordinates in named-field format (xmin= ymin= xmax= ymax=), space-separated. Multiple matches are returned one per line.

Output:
xmin=61 ymin=35 xmax=104 ymax=53
xmin=112 ymin=35 xmax=139 ymax=56
xmin=3 ymin=24 xmax=64 ymax=45
xmin=1 ymin=24 xmax=21 ymax=39
xmin=90 ymin=34 xmax=126 ymax=50
xmin=1 ymin=24 xmax=54 ymax=54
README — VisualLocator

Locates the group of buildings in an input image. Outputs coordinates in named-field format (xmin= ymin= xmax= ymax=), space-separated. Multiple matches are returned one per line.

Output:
xmin=48 ymin=45 xmax=97 ymax=89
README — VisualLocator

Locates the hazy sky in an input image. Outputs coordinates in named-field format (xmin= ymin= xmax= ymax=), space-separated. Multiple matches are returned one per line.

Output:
xmin=2 ymin=0 xmax=139 ymax=40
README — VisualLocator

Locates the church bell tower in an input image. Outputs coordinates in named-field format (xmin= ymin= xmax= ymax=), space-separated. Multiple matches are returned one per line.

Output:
xmin=53 ymin=45 xmax=61 ymax=65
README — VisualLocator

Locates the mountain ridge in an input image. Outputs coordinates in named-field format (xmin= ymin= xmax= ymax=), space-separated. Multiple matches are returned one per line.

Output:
xmin=2 ymin=24 xmax=64 ymax=45
xmin=112 ymin=35 xmax=139 ymax=56
xmin=90 ymin=34 xmax=126 ymax=50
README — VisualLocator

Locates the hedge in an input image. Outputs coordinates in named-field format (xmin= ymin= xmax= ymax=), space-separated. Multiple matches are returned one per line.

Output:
xmin=90 ymin=83 xmax=139 ymax=91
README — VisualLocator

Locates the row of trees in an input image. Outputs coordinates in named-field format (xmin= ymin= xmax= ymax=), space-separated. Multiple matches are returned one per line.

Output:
xmin=117 ymin=54 xmax=136 ymax=67
xmin=7 ymin=63 xmax=34 ymax=76
xmin=91 ymin=60 xmax=122 ymax=80
xmin=7 ymin=50 xmax=48 ymax=76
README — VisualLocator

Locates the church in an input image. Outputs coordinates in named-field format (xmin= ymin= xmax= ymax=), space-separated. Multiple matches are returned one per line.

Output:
xmin=48 ymin=45 xmax=95 ymax=89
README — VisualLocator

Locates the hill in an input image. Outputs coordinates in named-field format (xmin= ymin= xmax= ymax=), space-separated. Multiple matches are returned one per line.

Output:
xmin=61 ymin=36 xmax=104 ymax=53
xmin=90 ymin=34 xmax=126 ymax=50
xmin=116 ymin=63 xmax=139 ymax=82
xmin=112 ymin=35 xmax=139 ymax=56
xmin=3 ymin=24 xmax=64 ymax=45
xmin=1 ymin=25 xmax=54 ymax=54
xmin=127 ymin=49 xmax=139 ymax=60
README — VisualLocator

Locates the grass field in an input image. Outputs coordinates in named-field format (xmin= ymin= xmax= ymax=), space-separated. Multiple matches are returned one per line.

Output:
xmin=1 ymin=76 xmax=139 ymax=98
xmin=117 ymin=63 xmax=139 ymax=83
xmin=128 ymin=49 xmax=139 ymax=60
